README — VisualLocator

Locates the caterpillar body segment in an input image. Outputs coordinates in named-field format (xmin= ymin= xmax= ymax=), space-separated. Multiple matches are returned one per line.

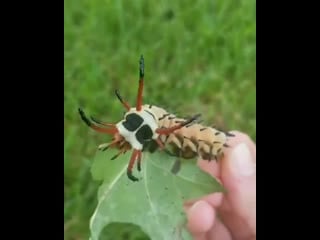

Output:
xmin=142 ymin=105 xmax=229 ymax=160
xmin=138 ymin=105 xmax=231 ymax=174
xmin=79 ymin=55 xmax=233 ymax=182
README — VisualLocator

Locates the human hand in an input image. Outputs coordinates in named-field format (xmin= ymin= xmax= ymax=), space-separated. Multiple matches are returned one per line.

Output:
xmin=184 ymin=131 xmax=256 ymax=240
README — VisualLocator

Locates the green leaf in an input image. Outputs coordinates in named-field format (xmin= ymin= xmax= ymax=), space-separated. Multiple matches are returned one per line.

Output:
xmin=90 ymin=149 xmax=224 ymax=240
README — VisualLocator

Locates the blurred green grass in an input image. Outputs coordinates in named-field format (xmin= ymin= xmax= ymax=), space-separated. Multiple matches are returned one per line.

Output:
xmin=64 ymin=0 xmax=256 ymax=239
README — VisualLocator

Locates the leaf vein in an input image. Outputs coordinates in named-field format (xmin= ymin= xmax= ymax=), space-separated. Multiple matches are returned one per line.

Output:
xmin=144 ymin=158 xmax=165 ymax=238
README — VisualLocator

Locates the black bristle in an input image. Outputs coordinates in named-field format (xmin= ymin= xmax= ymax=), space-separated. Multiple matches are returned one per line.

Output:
xmin=78 ymin=108 xmax=92 ymax=127
xmin=226 ymin=132 xmax=235 ymax=137
xmin=111 ymin=153 xmax=120 ymax=160
xmin=115 ymin=89 xmax=125 ymax=104
xmin=140 ymin=55 xmax=144 ymax=78
xmin=137 ymin=162 xmax=141 ymax=172
xmin=101 ymin=146 xmax=109 ymax=151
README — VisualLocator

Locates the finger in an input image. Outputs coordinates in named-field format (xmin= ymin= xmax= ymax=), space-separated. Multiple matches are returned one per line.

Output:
xmin=186 ymin=200 xmax=216 ymax=235
xmin=184 ymin=158 xmax=223 ymax=209
xmin=226 ymin=130 xmax=256 ymax=159
xmin=185 ymin=192 xmax=223 ymax=209
xmin=220 ymin=131 xmax=256 ymax=235
xmin=197 ymin=158 xmax=221 ymax=180
xmin=205 ymin=217 xmax=232 ymax=240
xmin=202 ymin=193 xmax=223 ymax=208
xmin=189 ymin=233 xmax=206 ymax=240
xmin=195 ymin=130 xmax=256 ymax=184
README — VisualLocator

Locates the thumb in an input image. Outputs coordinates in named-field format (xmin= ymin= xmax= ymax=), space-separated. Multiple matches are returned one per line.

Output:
xmin=220 ymin=131 xmax=256 ymax=232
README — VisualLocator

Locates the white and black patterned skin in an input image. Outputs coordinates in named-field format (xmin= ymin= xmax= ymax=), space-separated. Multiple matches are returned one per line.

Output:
xmin=116 ymin=107 xmax=159 ymax=150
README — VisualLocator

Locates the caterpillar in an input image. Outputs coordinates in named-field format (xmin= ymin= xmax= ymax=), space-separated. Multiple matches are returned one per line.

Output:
xmin=79 ymin=55 xmax=234 ymax=182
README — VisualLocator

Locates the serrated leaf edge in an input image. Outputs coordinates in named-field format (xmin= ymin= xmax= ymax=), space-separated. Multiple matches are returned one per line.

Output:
xmin=89 ymin=163 xmax=127 ymax=239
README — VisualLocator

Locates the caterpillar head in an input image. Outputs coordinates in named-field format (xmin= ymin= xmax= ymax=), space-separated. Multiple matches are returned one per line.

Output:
xmin=79 ymin=55 xmax=199 ymax=182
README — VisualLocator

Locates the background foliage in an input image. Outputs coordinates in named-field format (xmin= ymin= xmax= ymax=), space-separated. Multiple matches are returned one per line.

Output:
xmin=64 ymin=0 xmax=256 ymax=239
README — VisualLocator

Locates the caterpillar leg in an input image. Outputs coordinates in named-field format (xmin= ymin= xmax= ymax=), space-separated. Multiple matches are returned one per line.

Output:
xmin=166 ymin=146 xmax=185 ymax=175
xmin=163 ymin=148 xmax=179 ymax=157
xmin=78 ymin=108 xmax=118 ymax=135
xmin=127 ymin=149 xmax=141 ymax=182
xmin=142 ymin=140 xmax=159 ymax=153
xmin=98 ymin=143 xmax=110 ymax=151
xmin=171 ymin=158 xmax=181 ymax=175
xmin=98 ymin=134 xmax=128 ymax=151
xmin=98 ymin=139 xmax=120 ymax=151
xmin=109 ymin=143 xmax=131 ymax=160
xmin=110 ymin=151 xmax=123 ymax=160
xmin=155 ymin=138 xmax=165 ymax=150
xmin=137 ymin=151 xmax=142 ymax=172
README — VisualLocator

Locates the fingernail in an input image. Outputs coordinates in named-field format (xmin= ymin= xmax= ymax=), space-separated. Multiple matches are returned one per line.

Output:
xmin=189 ymin=200 xmax=202 ymax=213
xmin=230 ymin=143 xmax=255 ymax=176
